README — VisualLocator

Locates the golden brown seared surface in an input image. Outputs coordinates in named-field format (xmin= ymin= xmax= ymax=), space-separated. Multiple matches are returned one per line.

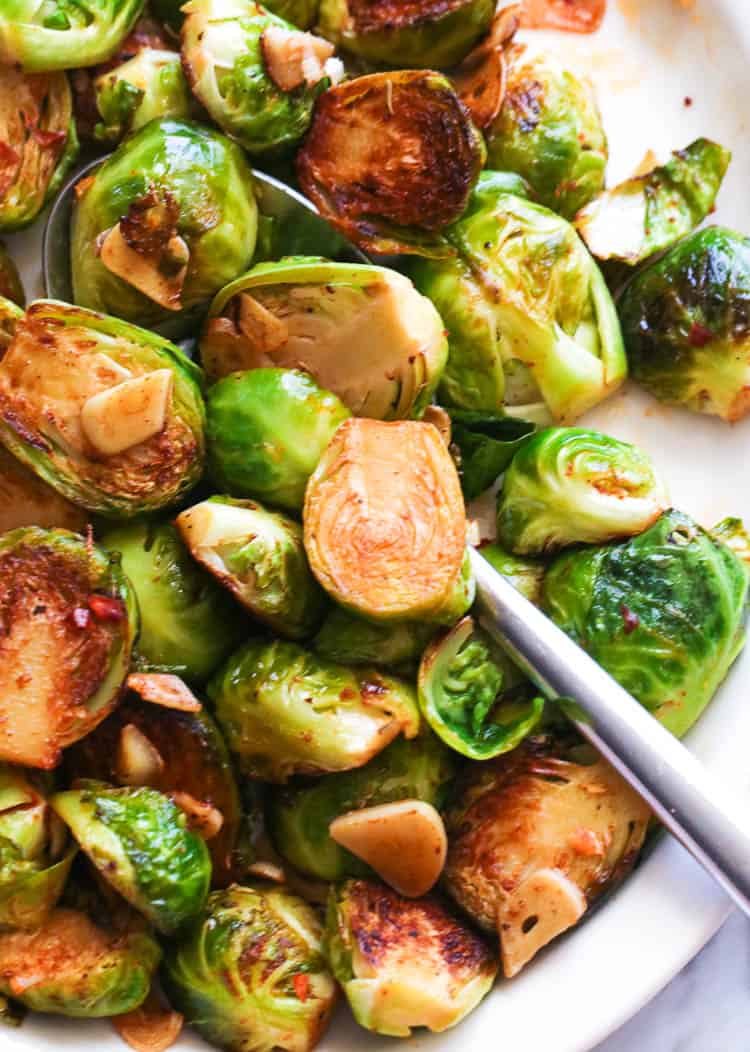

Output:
xmin=348 ymin=0 xmax=466 ymax=33
xmin=0 ymin=447 xmax=87 ymax=534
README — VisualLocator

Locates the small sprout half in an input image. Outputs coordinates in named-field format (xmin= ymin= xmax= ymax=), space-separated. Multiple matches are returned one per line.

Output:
xmin=93 ymin=48 xmax=192 ymax=143
xmin=0 ymin=446 xmax=87 ymax=535
xmin=313 ymin=607 xmax=436 ymax=667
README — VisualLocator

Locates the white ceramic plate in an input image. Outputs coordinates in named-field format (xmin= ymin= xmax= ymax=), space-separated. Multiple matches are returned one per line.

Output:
xmin=4 ymin=1 xmax=750 ymax=1048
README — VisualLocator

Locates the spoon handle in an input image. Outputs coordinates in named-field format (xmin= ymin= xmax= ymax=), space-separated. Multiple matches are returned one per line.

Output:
xmin=470 ymin=546 xmax=750 ymax=918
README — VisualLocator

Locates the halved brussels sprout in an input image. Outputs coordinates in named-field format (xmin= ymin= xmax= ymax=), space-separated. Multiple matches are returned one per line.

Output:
xmin=202 ymin=258 xmax=448 ymax=419
xmin=317 ymin=0 xmax=494 ymax=68
xmin=448 ymin=409 xmax=535 ymax=499
xmin=177 ymin=495 xmax=326 ymax=639
xmin=304 ymin=418 xmax=473 ymax=624
xmin=0 ymin=67 xmax=78 ymax=231
xmin=71 ymin=119 xmax=258 ymax=333
xmin=100 ymin=519 xmax=245 ymax=682
xmin=575 ymin=139 xmax=731 ymax=266
xmin=313 ymin=607 xmax=435 ymax=667
xmin=163 ymin=884 xmax=337 ymax=1052
xmin=0 ymin=447 xmax=87 ymax=535
xmin=0 ymin=0 xmax=145 ymax=71
xmin=496 ymin=427 xmax=669 ymax=554
xmin=324 ymin=879 xmax=497 ymax=1037
xmin=93 ymin=48 xmax=191 ymax=142
xmin=297 ymin=71 xmax=485 ymax=257
xmin=542 ymin=509 xmax=748 ymax=738
xmin=477 ymin=542 xmax=545 ymax=605
xmin=52 ymin=783 xmax=211 ymax=934
xmin=209 ymin=638 xmax=420 ymax=782
xmin=0 ymin=907 xmax=160 ymax=1016
xmin=0 ymin=301 xmax=205 ymax=517
xmin=207 ymin=367 xmax=351 ymax=512
xmin=485 ymin=44 xmax=607 ymax=219
xmin=268 ymin=732 xmax=454 ymax=881
xmin=411 ymin=177 xmax=626 ymax=422
xmin=619 ymin=226 xmax=750 ymax=421
xmin=0 ymin=527 xmax=136 ymax=769
xmin=443 ymin=732 xmax=650 ymax=976
xmin=0 ymin=244 xmax=23 ymax=306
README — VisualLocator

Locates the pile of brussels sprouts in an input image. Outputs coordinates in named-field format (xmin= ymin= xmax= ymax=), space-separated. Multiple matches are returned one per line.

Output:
xmin=0 ymin=0 xmax=749 ymax=1047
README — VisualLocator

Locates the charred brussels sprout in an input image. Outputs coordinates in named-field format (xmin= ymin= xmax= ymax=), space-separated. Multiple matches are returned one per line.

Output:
xmin=177 ymin=496 xmax=326 ymax=639
xmin=0 ymin=527 xmax=136 ymax=769
xmin=0 ymin=447 xmax=87 ymax=535
xmin=576 ymin=139 xmax=731 ymax=266
xmin=619 ymin=226 xmax=750 ymax=421
xmin=51 ymin=784 xmax=211 ymax=934
xmin=304 ymin=418 xmax=473 ymax=624
xmin=100 ymin=519 xmax=245 ymax=682
xmin=324 ymin=879 xmax=497 ymax=1036
xmin=0 ymin=302 xmax=205 ymax=516
xmin=297 ymin=71 xmax=485 ymax=257
xmin=163 ymin=884 xmax=337 ymax=1052
xmin=0 ymin=908 xmax=160 ymax=1016
xmin=0 ymin=245 xmax=23 ymax=306
xmin=71 ymin=119 xmax=258 ymax=333
xmin=443 ymin=733 xmax=650 ymax=976
xmin=209 ymin=639 xmax=419 ymax=782
xmin=485 ymin=45 xmax=607 ymax=219
xmin=202 ymin=258 xmax=447 ymax=419
xmin=0 ymin=68 xmax=78 ymax=231
xmin=496 ymin=427 xmax=669 ymax=554
xmin=313 ymin=607 xmax=435 ymax=667
xmin=478 ymin=543 xmax=545 ymax=605
xmin=182 ymin=0 xmax=339 ymax=156
xmin=206 ymin=368 xmax=350 ymax=512
xmin=542 ymin=510 xmax=749 ymax=738
xmin=269 ymin=733 xmax=454 ymax=881
xmin=93 ymin=48 xmax=191 ymax=143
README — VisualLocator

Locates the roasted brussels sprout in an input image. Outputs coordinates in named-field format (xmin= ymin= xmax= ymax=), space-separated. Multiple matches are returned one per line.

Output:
xmin=478 ymin=542 xmax=545 ymax=605
xmin=269 ymin=732 xmax=454 ymax=881
xmin=325 ymin=879 xmax=497 ymax=1036
xmin=262 ymin=0 xmax=319 ymax=27
xmin=619 ymin=226 xmax=750 ymax=421
xmin=0 ymin=447 xmax=87 ymax=535
xmin=0 ymin=0 xmax=145 ymax=71
xmin=71 ymin=119 xmax=258 ymax=333
xmin=202 ymin=258 xmax=447 ymax=419
xmin=313 ymin=607 xmax=435 ymax=667
xmin=297 ymin=71 xmax=485 ymax=256
xmin=411 ymin=176 xmax=626 ymax=421
xmin=206 ymin=367 xmax=350 ymax=512
xmin=209 ymin=638 xmax=420 ymax=781
xmin=443 ymin=733 xmax=650 ymax=976
xmin=304 ymin=418 xmax=473 ymax=624
xmin=0 ymin=67 xmax=78 ymax=232
xmin=0 ymin=527 xmax=136 ymax=769
xmin=100 ymin=519 xmax=244 ymax=682
xmin=52 ymin=783 xmax=211 ymax=934
xmin=177 ymin=496 xmax=326 ymax=639
xmin=162 ymin=884 xmax=337 ymax=1052
xmin=0 ymin=908 xmax=160 ymax=1016
xmin=0 ymin=301 xmax=205 ymax=516
xmin=93 ymin=48 xmax=191 ymax=142
xmin=576 ymin=139 xmax=731 ymax=266
xmin=485 ymin=44 xmax=607 ymax=219
xmin=542 ymin=509 xmax=749 ymax=738
xmin=0 ymin=244 xmax=23 ymax=306
xmin=448 ymin=409 xmax=535 ymax=500
xmin=496 ymin=427 xmax=669 ymax=554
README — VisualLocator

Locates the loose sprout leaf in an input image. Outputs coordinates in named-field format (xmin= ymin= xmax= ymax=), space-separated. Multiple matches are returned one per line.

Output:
xmin=448 ymin=409 xmax=535 ymax=499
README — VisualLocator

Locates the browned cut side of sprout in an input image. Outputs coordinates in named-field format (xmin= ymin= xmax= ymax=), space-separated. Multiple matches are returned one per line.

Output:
xmin=113 ymin=988 xmax=184 ymax=1052
xmin=451 ymin=4 xmax=520 ymax=129
xmin=0 ymin=447 xmax=88 ymax=534
xmin=126 ymin=673 xmax=202 ymax=713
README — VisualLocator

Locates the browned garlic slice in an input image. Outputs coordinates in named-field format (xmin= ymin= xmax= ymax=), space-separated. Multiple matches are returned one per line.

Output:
xmin=498 ymin=867 xmax=587 ymax=978
xmin=81 ymin=369 xmax=173 ymax=456
xmin=116 ymin=723 xmax=165 ymax=786
xmin=260 ymin=25 xmax=335 ymax=92
xmin=100 ymin=223 xmax=189 ymax=311
xmin=126 ymin=672 xmax=202 ymax=713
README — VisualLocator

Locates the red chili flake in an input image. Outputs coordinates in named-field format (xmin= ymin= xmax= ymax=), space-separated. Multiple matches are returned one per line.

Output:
xmin=684 ymin=96 xmax=693 ymax=107
xmin=293 ymin=975 xmax=310 ymax=1002
xmin=88 ymin=594 xmax=126 ymax=622
xmin=620 ymin=604 xmax=640 ymax=635
xmin=688 ymin=322 xmax=712 ymax=348
xmin=71 ymin=607 xmax=91 ymax=629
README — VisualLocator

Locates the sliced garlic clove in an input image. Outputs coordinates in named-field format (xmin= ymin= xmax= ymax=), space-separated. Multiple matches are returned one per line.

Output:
xmin=100 ymin=223 xmax=188 ymax=311
xmin=81 ymin=369 xmax=173 ymax=457
xmin=237 ymin=292 xmax=289 ymax=353
xmin=116 ymin=723 xmax=165 ymax=786
xmin=126 ymin=672 xmax=202 ymax=713
xmin=170 ymin=792 xmax=224 ymax=841
xmin=498 ymin=867 xmax=587 ymax=978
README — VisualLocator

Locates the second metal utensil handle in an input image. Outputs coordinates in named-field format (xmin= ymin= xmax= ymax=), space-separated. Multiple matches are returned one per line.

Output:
xmin=470 ymin=546 xmax=750 ymax=918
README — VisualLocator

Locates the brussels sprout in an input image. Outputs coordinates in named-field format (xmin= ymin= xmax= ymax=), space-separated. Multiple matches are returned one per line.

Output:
xmin=542 ymin=509 xmax=748 ymax=738
xmin=478 ymin=542 xmax=545 ymax=605
xmin=297 ymin=71 xmax=485 ymax=257
xmin=0 ymin=527 xmax=136 ymax=769
xmin=443 ymin=733 xmax=650 ymax=976
xmin=177 ymin=496 xmax=326 ymax=639
xmin=0 ymin=245 xmax=23 ymax=306
xmin=317 ymin=0 xmax=494 ymax=68
xmin=52 ymin=783 xmax=211 ymax=933
xmin=0 ymin=67 xmax=78 ymax=232
xmin=0 ymin=301 xmax=205 ymax=516
xmin=0 ymin=908 xmax=160 ymax=1016
xmin=576 ymin=139 xmax=731 ymax=266
xmin=496 ymin=427 xmax=669 ymax=554
xmin=207 ymin=367 xmax=350 ymax=512
xmin=100 ymin=519 xmax=245 ymax=682
xmin=209 ymin=638 xmax=420 ymax=782
xmin=304 ymin=418 xmax=473 ymax=624
xmin=411 ymin=178 xmax=626 ymax=422
xmin=485 ymin=44 xmax=607 ymax=219
xmin=0 ymin=448 xmax=84 ymax=537
xmin=313 ymin=607 xmax=435 ymax=667
xmin=93 ymin=48 xmax=191 ymax=143
xmin=0 ymin=0 xmax=145 ymax=71
xmin=71 ymin=119 xmax=258 ymax=333
xmin=263 ymin=0 xmax=319 ymax=27
xmin=712 ymin=517 xmax=750 ymax=565
xmin=202 ymin=258 xmax=448 ymax=419
xmin=324 ymin=879 xmax=497 ymax=1036
xmin=619 ymin=226 xmax=750 ymax=421
xmin=268 ymin=733 xmax=454 ymax=881
xmin=448 ymin=409 xmax=535 ymax=500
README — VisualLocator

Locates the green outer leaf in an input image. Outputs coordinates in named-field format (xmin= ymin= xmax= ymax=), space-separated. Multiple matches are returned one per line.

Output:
xmin=0 ymin=0 xmax=145 ymax=70
xmin=94 ymin=49 xmax=192 ymax=143
xmin=313 ymin=606 xmax=436 ymax=666
xmin=0 ymin=849 xmax=76 ymax=931
xmin=477 ymin=542 xmax=545 ymax=605
xmin=448 ymin=409 xmax=535 ymax=499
